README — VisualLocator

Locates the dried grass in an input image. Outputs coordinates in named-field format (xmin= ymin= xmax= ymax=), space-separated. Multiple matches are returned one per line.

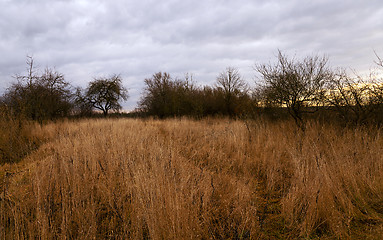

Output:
xmin=1 ymin=118 xmax=382 ymax=239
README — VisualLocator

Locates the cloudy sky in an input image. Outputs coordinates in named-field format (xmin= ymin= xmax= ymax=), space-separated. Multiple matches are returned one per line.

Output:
xmin=1 ymin=0 xmax=382 ymax=110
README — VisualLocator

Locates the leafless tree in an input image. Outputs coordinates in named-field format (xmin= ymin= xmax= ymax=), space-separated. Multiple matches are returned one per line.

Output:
xmin=255 ymin=50 xmax=333 ymax=128
xmin=139 ymin=72 xmax=197 ymax=117
xmin=85 ymin=75 xmax=128 ymax=116
xmin=326 ymin=69 xmax=383 ymax=125
xmin=215 ymin=67 xmax=248 ymax=116
xmin=139 ymin=72 xmax=173 ymax=117
xmin=325 ymin=51 xmax=383 ymax=125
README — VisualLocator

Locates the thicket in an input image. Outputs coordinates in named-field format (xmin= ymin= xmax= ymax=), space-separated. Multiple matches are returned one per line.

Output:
xmin=2 ymin=57 xmax=73 ymax=122
xmin=138 ymin=71 xmax=254 ymax=118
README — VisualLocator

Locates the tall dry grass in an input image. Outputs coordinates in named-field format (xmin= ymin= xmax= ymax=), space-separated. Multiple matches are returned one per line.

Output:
xmin=0 ymin=110 xmax=44 ymax=164
xmin=1 ymin=118 xmax=383 ymax=239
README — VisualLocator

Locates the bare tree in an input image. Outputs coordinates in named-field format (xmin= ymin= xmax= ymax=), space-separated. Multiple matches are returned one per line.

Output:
xmin=85 ymin=75 xmax=128 ymax=116
xmin=215 ymin=67 xmax=248 ymax=116
xmin=325 ymin=51 xmax=383 ymax=125
xmin=139 ymin=72 xmax=194 ymax=117
xmin=326 ymin=70 xmax=382 ymax=124
xmin=255 ymin=50 xmax=333 ymax=128
xmin=139 ymin=72 xmax=172 ymax=117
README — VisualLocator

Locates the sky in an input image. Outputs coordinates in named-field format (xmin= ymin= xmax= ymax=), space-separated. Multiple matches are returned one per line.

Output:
xmin=1 ymin=0 xmax=383 ymax=110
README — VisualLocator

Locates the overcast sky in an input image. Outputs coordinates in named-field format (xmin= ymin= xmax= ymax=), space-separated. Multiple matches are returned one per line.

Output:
xmin=1 ymin=0 xmax=383 ymax=110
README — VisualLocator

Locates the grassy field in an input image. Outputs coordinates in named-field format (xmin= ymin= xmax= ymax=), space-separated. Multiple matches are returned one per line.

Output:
xmin=1 ymin=118 xmax=383 ymax=239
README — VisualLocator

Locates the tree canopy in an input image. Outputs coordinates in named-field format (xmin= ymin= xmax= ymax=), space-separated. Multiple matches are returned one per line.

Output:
xmin=85 ymin=75 xmax=128 ymax=116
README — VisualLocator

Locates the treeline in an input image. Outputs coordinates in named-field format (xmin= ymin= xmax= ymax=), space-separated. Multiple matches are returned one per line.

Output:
xmin=1 ymin=52 xmax=383 ymax=126
xmin=0 ymin=57 xmax=128 ymax=122
xmin=136 ymin=51 xmax=383 ymax=128
xmin=137 ymin=69 xmax=253 ymax=118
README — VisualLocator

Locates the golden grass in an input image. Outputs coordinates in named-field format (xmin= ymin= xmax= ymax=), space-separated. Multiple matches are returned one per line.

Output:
xmin=1 ymin=118 xmax=383 ymax=239
xmin=0 ymin=111 xmax=43 ymax=164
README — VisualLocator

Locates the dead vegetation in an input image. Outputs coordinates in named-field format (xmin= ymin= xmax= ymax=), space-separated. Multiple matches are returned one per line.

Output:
xmin=1 ymin=118 xmax=383 ymax=239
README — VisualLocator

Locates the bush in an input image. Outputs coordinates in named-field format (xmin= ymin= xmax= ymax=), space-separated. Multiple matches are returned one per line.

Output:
xmin=2 ymin=57 xmax=73 ymax=123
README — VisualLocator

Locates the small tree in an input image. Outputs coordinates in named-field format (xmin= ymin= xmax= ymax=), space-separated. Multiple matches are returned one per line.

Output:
xmin=326 ymin=71 xmax=381 ymax=124
xmin=255 ymin=50 xmax=333 ymax=128
xmin=139 ymin=72 xmax=173 ymax=117
xmin=139 ymin=72 xmax=208 ymax=118
xmin=139 ymin=72 xmax=183 ymax=117
xmin=85 ymin=75 xmax=128 ymax=116
xmin=215 ymin=67 xmax=248 ymax=116
xmin=325 ymin=51 xmax=383 ymax=125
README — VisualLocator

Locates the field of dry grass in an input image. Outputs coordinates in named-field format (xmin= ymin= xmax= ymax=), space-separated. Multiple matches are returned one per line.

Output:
xmin=1 ymin=117 xmax=383 ymax=239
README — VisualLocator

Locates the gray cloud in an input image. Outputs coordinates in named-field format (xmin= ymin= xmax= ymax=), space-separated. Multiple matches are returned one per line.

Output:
xmin=1 ymin=0 xmax=383 ymax=109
